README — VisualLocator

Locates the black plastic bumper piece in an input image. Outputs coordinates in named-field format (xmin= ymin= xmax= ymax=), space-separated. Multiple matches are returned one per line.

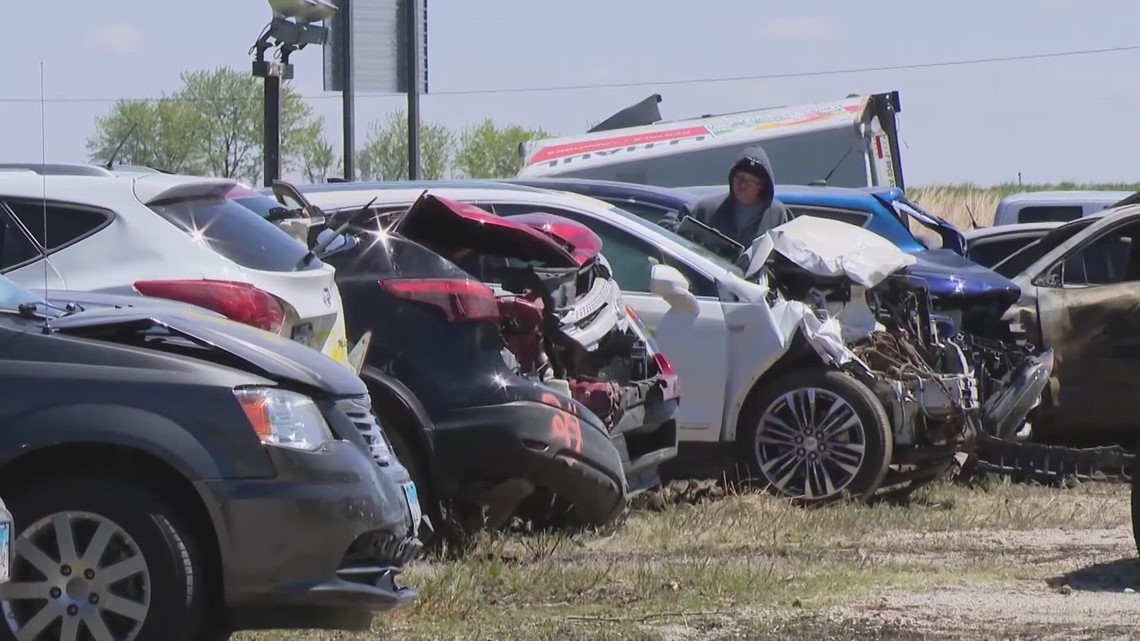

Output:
xmin=432 ymin=399 xmax=629 ymax=526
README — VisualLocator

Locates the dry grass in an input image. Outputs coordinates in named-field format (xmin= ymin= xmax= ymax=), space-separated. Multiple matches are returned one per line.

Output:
xmin=907 ymin=182 xmax=1140 ymax=231
xmin=237 ymin=477 xmax=1134 ymax=641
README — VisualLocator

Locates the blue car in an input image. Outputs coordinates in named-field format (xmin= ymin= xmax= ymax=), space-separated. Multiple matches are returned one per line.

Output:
xmin=507 ymin=177 xmax=1021 ymax=336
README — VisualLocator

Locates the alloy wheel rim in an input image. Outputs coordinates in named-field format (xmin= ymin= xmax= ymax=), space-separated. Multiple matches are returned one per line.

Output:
xmin=0 ymin=511 xmax=151 ymax=641
xmin=753 ymin=387 xmax=868 ymax=500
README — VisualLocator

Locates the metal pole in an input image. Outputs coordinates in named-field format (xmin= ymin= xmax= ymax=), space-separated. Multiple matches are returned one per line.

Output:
xmin=340 ymin=0 xmax=355 ymax=181
xmin=405 ymin=0 xmax=421 ymax=180
xmin=263 ymin=68 xmax=282 ymax=187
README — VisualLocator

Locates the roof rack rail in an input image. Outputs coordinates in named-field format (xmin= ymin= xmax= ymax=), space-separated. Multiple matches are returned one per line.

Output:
xmin=0 ymin=163 xmax=114 ymax=177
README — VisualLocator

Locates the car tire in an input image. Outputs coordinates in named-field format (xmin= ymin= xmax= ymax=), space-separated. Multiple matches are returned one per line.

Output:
xmin=0 ymin=474 xmax=210 ymax=641
xmin=1132 ymin=444 xmax=1140 ymax=557
xmin=736 ymin=366 xmax=893 ymax=506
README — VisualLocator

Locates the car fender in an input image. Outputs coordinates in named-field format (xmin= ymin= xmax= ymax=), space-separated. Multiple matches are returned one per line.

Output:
xmin=357 ymin=365 xmax=441 ymax=481
xmin=0 ymin=403 xmax=273 ymax=481
xmin=724 ymin=330 xmax=828 ymax=443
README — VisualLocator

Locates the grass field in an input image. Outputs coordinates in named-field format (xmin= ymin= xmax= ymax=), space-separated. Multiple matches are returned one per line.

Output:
xmin=239 ymin=478 xmax=1140 ymax=641
xmin=907 ymin=182 xmax=1140 ymax=230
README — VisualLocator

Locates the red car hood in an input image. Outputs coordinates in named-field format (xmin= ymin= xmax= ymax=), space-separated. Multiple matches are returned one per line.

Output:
xmin=390 ymin=195 xmax=599 ymax=267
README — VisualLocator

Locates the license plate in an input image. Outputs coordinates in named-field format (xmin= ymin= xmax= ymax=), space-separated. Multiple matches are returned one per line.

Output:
xmin=0 ymin=521 xmax=11 ymax=583
xmin=402 ymin=481 xmax=422 ymax=536
xmin=291 ymin=322 xmax=316 ymax=347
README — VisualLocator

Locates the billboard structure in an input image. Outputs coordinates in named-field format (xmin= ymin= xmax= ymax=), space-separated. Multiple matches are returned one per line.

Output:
xmin=322 ymin=0 xmax=428 ymax=94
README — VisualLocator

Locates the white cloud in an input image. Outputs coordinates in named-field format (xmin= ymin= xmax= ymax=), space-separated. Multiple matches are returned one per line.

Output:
xmin=85 ymin=23 xmax=146 ymax=56
xmin=759 ymin=17 xmax=835 ymax=42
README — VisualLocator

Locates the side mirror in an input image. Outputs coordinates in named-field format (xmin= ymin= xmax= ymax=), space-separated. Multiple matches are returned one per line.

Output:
xmin=650 ymin=264 xmax=698 ymax=313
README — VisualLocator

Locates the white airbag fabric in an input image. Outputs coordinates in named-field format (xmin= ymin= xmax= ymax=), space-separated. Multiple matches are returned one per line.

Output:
xmin=749 ymin=216 xmax=917 ymax=288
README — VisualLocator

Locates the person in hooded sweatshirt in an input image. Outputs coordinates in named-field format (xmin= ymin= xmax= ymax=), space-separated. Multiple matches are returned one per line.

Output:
xmin=658 ymin=144 xmax=793 ymax=247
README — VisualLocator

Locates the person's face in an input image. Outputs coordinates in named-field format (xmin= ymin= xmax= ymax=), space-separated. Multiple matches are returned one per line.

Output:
xmin=732 ymin=170 xmax=764 ymax=205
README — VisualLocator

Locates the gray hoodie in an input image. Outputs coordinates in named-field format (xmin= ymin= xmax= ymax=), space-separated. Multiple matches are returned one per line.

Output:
xmin=659 ymin=144 xmax=792 ymax=246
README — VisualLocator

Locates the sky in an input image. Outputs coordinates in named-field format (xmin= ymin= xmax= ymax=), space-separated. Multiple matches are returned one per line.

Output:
xmin=1 ymin=0 xmax=1138 ymax=187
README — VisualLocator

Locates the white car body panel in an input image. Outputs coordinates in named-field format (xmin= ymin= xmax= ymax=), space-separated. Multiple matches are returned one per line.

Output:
xmin=0 ymin=172 xmax=350 ymax=365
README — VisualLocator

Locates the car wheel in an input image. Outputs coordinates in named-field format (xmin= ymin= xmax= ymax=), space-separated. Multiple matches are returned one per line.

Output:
xmin=737 ymin=367 xmax=893 ymax=506
xmin=0 ymin=475 xmax=209 ymax=641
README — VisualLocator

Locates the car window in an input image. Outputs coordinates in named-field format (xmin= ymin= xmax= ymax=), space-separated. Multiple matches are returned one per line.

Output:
xmin=1056 ymin=222 xmax=1140 ymax=286
xmin=492 ymin=203 xmax=666 ymax=292
xmin=605 ymin=200 xmax=671 ymax=224
xmin=0 ymin=207 xmax=42 ymax=271
xmin=1019 ymin=205 xmax=1083 ymax=224
xmin=5 ymin=200 xmax=112 ymax=252
xmin=967 ymin=236 xmax=1042 ymax=269
xmin=787 ymin=205 xmax=871 ymax=228
xmin=0 ymin=275 xmax=44 ymax=309
xmin=148 ymin=190 xmax=322 ymax=272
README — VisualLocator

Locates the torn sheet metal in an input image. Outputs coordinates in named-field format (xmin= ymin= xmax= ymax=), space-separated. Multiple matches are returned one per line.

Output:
xmin=770 ymin=298 xmax=855 ymax=367
xmin=745 ymin=216 xmax=917 ymax=288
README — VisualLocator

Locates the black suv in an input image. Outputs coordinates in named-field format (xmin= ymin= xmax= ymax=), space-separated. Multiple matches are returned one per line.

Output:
xmin=253 ymin=185 xmax=681 ymax=541
xmin=0 ymin=276 xmax=423 ymax=640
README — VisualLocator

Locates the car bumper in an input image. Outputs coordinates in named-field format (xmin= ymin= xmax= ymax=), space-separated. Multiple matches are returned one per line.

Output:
xmin=432 ymin=399 xmax=629 ymax=527
xmin=610 ymin=391 xmax=680 ymax=496
xmin=195 ymin=440 xmax=421 ymax=632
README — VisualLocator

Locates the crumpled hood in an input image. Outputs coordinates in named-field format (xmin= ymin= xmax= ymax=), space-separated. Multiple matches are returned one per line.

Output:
xmin=744 ymin=216 xmax=916 ymax=288
xmin=45 ymin=306 xmax=367 ymax=397
xmin=907 ymin=249 xmax=1022 ymax=304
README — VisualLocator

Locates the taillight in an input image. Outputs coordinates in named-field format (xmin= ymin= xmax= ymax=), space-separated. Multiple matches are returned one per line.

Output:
xmin=134 ymin=279 xmax=286 ymax=333
xmin=653 ymin=352 xmax=677 ymax=377
xmin=378 ymin=278 xmax=500 ymax=322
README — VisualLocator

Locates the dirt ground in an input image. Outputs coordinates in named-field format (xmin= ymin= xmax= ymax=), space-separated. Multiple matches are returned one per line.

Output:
xmin=241 ymin=477 xmax=1140 ymax=641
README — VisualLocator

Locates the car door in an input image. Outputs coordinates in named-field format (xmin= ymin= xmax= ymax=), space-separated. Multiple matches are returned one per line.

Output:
xmin=491 ymin=201 xmax=731 ymax=442
xmin=1028 ymin=217 xmax=1140 ymax=434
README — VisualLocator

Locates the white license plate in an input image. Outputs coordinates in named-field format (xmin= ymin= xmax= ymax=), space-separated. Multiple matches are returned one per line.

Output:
xmin=402 ymin=481 xmax=422 ymax=536
xmin=291 ymin=322 xmax=316 ymax=347
xmin=0 ymin=521 xmax=11 ymax=583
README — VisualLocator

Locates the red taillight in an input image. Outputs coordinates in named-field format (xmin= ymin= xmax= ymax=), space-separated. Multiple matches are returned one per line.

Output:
xmin=378 ymin=278 xmax=500 ymax=322
xmin=653 ymin=352 xmax=681 ymax=401
xmin=134 ymin=279 xmax=286 ymax=333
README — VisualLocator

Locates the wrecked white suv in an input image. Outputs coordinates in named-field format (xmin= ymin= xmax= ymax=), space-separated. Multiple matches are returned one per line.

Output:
xmin=617 ymin=215 xmax=1054 ymax=505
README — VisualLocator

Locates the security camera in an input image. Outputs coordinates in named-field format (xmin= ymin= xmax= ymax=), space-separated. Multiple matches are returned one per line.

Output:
xmin=268 ymin=0 xmax=338 ymax=24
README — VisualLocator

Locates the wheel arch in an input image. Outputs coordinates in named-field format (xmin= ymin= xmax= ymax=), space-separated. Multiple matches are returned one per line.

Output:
xmin=358 ymin=365 xmax=440 ymax=489
xmin=0 ymin=441 xmax=226 ymax=617
xmin=726 ymin=330 xmax=831 ymax=443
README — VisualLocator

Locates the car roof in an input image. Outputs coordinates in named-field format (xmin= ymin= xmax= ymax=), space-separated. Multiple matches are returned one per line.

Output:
xmin=0 ymin=169 xmax=237 ymax=206
xmin=296 ymin=181 xmax=739 ymax=280
xmin=506 ymin=177 xmax=703 ymax=204
xmin=294 ymin=181 xmax=592 ymax=210
xmin=997 ymin=190 xmax=1134 ymax=204
xmin=962 ymin=222 xmax=1065 ymax=240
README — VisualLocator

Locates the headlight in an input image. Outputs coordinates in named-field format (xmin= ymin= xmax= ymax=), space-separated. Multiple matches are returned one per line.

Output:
xmin=234 ymin=388 xmax=334 ymax=452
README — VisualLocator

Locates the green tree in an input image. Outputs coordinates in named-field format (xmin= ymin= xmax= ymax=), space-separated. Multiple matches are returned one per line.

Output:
xmin=86 ymin=98 xmax=202 ymax=174
xmin=356 ymin=108 xmax=456 ymax=181
xmin=454 ymin=119 xmax=551 ymax=179
xmin=86 ymin=65 xmax=323 ymax=185
xmin=290 ymin=116 xmax=342 ymax=183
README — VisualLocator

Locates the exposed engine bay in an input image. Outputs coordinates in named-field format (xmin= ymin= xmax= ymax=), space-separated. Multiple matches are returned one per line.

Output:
xmin=748 ymin=217 xmax=1054 ymax=490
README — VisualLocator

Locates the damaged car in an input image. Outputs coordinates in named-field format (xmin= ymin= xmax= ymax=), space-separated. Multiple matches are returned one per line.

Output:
xmin=254 ymin=183 xmax=681 ymax=539
xmin=970 ymin=202 xmax=1140 ymax=482
xmin=692 ymin=216 xmax=1053 ymax=502
xmin=0 ymin=274 xmax=423 ymax=638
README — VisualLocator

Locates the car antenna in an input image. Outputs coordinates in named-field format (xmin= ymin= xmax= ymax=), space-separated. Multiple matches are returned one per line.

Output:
xmin=103 ymin=121 xmax=140 ymax=171
xmin=36 ymin=62 xmax=51 ymax=331
xmin=964 ymin=203 xmax=980 ymax=230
